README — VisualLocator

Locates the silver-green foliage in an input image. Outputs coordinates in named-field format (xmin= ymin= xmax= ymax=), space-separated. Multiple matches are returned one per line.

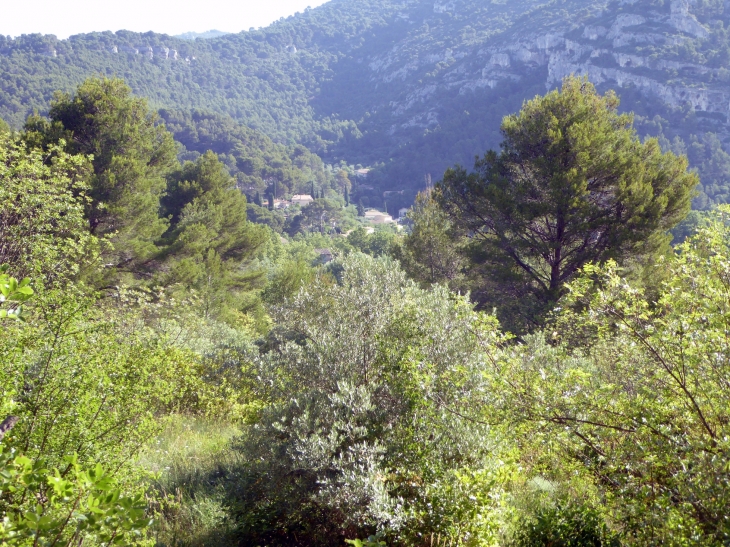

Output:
xmin=237 ymin=253 xmax=514 ymax=545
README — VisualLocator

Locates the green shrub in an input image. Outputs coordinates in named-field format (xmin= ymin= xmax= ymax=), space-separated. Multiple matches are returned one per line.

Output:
xmin=509 ymin=503 xmax=620 ymax=547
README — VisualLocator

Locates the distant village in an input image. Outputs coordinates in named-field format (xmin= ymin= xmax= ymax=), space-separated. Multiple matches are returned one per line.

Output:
xmin=269 ymin=193 xmax=408 ymax=229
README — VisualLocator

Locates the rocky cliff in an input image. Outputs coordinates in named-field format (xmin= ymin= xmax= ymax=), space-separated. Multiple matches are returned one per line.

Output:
xmin=358 ymin=0 xmax=729 ymax=140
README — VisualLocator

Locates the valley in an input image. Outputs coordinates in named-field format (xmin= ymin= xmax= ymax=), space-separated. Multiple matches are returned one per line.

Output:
xmin=2 ymin=0 xmax=730 ymax=209
xmin=1 ymin=2 xmax=730 ymax=545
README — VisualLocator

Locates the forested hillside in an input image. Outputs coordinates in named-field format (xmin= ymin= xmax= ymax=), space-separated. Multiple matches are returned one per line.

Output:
xmin=3 ymin=74 xmax=730 ymax=546
xmin=2 ymin=0 xmax=730 ymax=208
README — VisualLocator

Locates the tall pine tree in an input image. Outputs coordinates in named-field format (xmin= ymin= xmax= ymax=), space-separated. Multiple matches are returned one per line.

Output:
xmin=24 ymin=78 xmax=177 ymax=273
xmin=437 ymin=76 xmax=696 ymax=330
xmin=161 ymin=151 xmax=269 ymax=325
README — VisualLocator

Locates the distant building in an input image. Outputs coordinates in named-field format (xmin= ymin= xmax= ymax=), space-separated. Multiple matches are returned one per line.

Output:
xmin=374 ymin=214 xmax=395 ymax=224
xmin=364 ymin=209 xmax=395 ymax=224
xmin=273 ymin=199 xmax=291 ymax=209
xmin=355 ymin=169 xmax=371 ymax=178
xmin=291 ymin=194 xmax=314 ymax=206
xmin=398 ymin=207 xmax=409 ymax=218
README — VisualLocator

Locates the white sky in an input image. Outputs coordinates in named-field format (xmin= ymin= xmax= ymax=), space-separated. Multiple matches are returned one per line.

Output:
xmin=0 ymin=0 xmax=331 ymax=39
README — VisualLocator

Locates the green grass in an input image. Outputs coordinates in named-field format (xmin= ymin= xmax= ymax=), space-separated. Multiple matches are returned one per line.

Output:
xmin=137 ymin=415 xmax=244 ymax=547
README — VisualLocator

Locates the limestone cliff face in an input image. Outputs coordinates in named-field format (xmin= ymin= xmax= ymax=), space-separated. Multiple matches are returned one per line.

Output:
xmin=543 ymin=0 xmax=726 ymax=116
xmin=363 ymin=0 xmax=727 ymax=138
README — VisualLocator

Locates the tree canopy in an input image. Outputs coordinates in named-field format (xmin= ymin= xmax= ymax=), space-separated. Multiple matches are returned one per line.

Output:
xmin=24 ymin=78 xmax=178 ymax=273
xmin=437 ymin=77 xmax=697 ymax=329
xmin=0 ymin=133 xmax=97 ymax=283
xmin=159 ymin=151 xmax=270 ymax=324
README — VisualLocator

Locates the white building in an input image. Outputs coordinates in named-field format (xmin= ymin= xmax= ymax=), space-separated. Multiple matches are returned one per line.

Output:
xmin=291 ymin=194 xmax=314 ymax=206
xmin=364 ymin=209 xmax=395 ymax=224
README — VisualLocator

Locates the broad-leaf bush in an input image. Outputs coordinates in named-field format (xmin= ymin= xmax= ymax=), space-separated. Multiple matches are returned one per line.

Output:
xmin=493 ymin=206 xmax=730 ymax=545
xmin=0 ymin=269 xmax=152 ymax=547
xmin=0 ymin=134 xmax=97 ymax=284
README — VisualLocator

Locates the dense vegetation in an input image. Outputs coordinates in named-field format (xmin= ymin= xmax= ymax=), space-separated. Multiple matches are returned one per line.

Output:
xmin=1 ymin=71 xmax=729 ymax=547
xmin=2 ymin=0 xmax=730 ymax=211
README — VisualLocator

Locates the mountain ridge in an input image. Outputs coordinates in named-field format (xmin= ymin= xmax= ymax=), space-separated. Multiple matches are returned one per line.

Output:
xmin=2 ymin=0 xmax=730 ymax=209
xmin=175 ymin=30 xmax=230 ymax=40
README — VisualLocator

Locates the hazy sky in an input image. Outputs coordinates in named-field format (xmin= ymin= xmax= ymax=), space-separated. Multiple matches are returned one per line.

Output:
xmin=1 ymin=0 xmax=331 ymax=39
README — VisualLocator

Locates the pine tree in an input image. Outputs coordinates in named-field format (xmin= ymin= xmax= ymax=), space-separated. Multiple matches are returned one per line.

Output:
xmin=437 ymin=76 xmax=696 ymax=329
xmin=23 ymin=77 xmax=177 ymax=271
xmin=395 ymin=191 xmax=465 ymax=286
xmin=344 ymin=186 xmax=350 ymax=206
xmin=357 ymin=199 xmax=365 ymax=217
xmin=160 ymin=151 xmax=268 ymax=323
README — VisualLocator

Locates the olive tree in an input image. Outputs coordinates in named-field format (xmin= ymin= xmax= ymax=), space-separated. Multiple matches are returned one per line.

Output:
xmin=234 ymin=254 xmax=514 ymax=546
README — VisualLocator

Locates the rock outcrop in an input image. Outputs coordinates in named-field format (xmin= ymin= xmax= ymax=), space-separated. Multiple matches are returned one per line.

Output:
xmin=366 ymin=0 xmax=726 ymax=136
xmin=113 ymin=44 xmax=181 ymax=60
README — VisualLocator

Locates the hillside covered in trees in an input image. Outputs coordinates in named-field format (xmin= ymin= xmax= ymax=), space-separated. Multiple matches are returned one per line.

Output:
xmin=3 ymin=0 xmax=730 ymax=544
xmin=2 ymin=0 xmax=730 ymax=209
xmin=2 ymin=72 xmax=729 ymax=546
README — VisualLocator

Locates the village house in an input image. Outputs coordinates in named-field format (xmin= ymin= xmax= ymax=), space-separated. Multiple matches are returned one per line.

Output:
xmin=314 ymin=248 xmax=334 ymax=264
xmin=291 ymin=194 xmax=314 ymax=206
xmin=363 ymin=209 xmax=395 ymax=224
